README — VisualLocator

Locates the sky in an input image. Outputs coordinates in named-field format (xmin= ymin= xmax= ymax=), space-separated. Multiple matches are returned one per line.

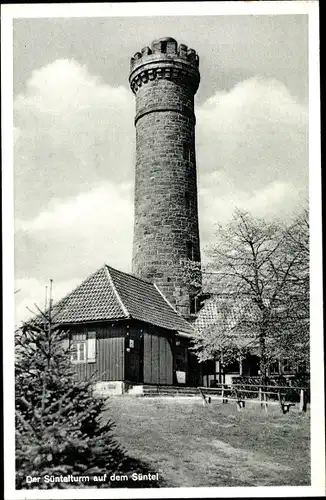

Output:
xmin=13 ymin=13 xmax=309 ymax=325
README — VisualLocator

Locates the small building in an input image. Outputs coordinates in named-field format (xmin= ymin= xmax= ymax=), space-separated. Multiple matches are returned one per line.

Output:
xmin=50 ymin=264 xmax=201 ymax=395
xmin=194 ymin=295 xmax=308 ymax=386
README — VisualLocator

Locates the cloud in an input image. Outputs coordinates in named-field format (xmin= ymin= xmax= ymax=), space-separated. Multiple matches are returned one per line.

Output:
xmin=13 ymin=59 xmax=136 ymax=324
xmin=198 ymin=171 xmax=306 ymax=250
xmin=194 ymin=76 xmax=308 ymax=247
xmin=196 ymin=77 xmax=308 ymax=192
xmin=17 ymin=181 xmax=133 ymax=234
xmin=15 ymin=59 xmax=132 ymax=116
xmin=13 ymin=126 xmax=21 ymax=144
xmin=15 ymin=181 xmax=133 ymax=284
xmin=14 ymin=277 xmax=82 ymax=327
xmin=14 ymin=59 xmax=135 ymax=221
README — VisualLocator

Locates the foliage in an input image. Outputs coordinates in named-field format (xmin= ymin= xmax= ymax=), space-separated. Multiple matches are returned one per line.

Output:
xmin=188 ymin=296 xmax=256 ymax=365
xmin=15 ymin=309 xmax=160 ymax=489
xmin=182 ymin=208 xmax=309 ymax=379
xmin=180 ymin=258 xmax=202 ymax=290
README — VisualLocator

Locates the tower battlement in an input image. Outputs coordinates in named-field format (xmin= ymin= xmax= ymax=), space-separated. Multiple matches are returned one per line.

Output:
xmin=129 ymin=37 xmax=200 ymax=94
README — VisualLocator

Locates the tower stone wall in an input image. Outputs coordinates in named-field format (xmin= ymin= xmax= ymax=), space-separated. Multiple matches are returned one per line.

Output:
xmin=129 ymin=37 xmax=201 ymax=318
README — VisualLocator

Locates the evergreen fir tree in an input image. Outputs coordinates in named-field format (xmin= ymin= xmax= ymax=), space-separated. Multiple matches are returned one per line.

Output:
xmin=15 ymin=297 xmax=160 ymax=489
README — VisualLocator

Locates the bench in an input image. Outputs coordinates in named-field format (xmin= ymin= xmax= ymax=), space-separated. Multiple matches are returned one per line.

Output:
xmin=198 ymin=387 xmax=211 ymax=405
xmin=277 ymin=392 xmax=296 ymax=414
xmin=221 ymin=384 xmax=231 ymax=404
xmin=234 ymin=388 xmax=246 ymax=410
xmin=197 ymin=385 xmax=302 ymax=414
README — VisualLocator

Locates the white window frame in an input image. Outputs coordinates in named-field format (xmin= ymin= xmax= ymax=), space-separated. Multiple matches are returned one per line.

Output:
xmin=87 ymin=331 xmax=96 ymax=363
xmin=71 ymin=332 xmax=96 ymax=364
xmin=282 ymin=358 xmax=293 ymax=374
xmin=270 ymin=359 xmax=280 ymax=374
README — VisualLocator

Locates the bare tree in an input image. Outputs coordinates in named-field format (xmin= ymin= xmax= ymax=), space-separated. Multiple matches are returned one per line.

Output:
xmin=183 ymin=208 xmax=310 ymax=382
xmin=272 ymin=207 xmax=309 ymax=366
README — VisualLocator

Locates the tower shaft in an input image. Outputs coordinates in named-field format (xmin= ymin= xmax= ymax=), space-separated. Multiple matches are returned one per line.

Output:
xmin=129 ymin=38 xmax=201 ymax=318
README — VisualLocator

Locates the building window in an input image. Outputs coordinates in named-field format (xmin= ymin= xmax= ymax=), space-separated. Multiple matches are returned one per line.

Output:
xmin=175 ymin=345 xmax=187 ymax=371
xmin=225 ymin=360 xmax=240 ymax=373
xmin=71 ymin=340 xmax=86 ymax=363
xmin=71 ymin=332 xmax=96 ymax=363
xmin=270 ymin=360 xmax=280 ymax=374
xmin=297 ymin=361 xmax=307 ymax=373
xmin=282 ymin=358 xmax=293 ymax=374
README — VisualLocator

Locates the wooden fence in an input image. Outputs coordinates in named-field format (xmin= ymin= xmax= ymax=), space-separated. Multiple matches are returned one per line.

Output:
xmin=198 ymin=383 xmax=308 ymax=414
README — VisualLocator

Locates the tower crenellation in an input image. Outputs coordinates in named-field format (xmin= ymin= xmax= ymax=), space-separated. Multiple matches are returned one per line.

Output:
xmin=129 ymin=37 xmax=201 ymax=319
xmin=129 ymin=38 xmax=199 ymax=95
xmin=130 ymin=37 xmax=199 ymax=71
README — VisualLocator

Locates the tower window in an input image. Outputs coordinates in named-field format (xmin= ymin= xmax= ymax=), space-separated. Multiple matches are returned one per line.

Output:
xmin=190 ymin=296 xmax=198 ymax=315
xmin=183 ymin=143 xmax=191 ymax=162
xmin=186 ymin=241 xmax=195 ymax=261
xmin=185 ymin=191 xmax=190 ymax=211
xmin=161 ymin=41 xmax=167 ymax=53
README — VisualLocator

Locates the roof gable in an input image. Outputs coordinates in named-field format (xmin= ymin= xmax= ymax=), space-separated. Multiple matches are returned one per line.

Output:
xmin=51 ymin=266 xmax=127 ymax=323
xmin=49 ymin=264 xmax=193 ymax=335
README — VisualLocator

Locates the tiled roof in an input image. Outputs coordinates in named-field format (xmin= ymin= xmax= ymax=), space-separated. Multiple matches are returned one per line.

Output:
xmin=194 ymin=295 xmax=260 ymax=349
xmin=107 ymin=266 xmax=193 ymax=334
xmin=50 ymin=264 xmax=194 ymax=335
xmin=51 ymin=266 xmax=126 ymax=323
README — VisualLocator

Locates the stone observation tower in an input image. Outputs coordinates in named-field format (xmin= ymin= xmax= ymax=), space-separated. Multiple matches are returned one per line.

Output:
xmin=129 ymin=37 xmax=201 ymax=318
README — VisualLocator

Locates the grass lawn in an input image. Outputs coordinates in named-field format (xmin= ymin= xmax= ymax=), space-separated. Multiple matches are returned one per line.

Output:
xmin=103 ymin=397 xmax=310 ymax=488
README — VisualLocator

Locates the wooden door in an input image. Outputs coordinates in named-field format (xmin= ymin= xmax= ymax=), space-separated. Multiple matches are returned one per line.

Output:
xmin=187 ymin=351 xmax=201 ymax=387
xmin=143 ymin=333 xmax=173 ymax=385
xmin=125 ymin=334 xmax=143 ymax=383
